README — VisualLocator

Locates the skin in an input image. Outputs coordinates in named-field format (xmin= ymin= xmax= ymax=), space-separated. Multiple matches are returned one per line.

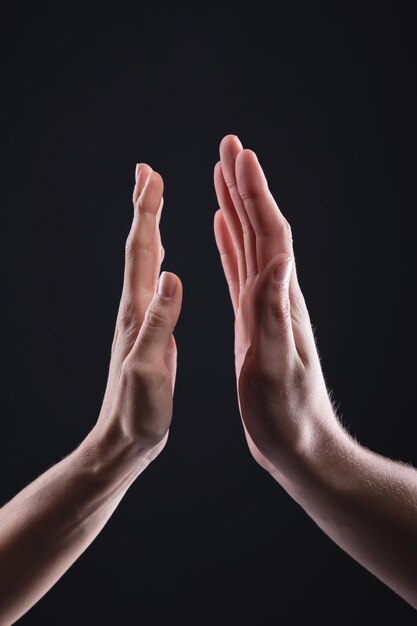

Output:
xmin=1 ymin=136 xmax=416 ymax=622
xmin=213 ymin=134 xmax=417 ymax=610
xmin=0 ymin=164 xmax=182 ymax=625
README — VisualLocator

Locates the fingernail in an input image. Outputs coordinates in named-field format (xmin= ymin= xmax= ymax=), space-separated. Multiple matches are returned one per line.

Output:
xmin=157 ymin=271 xmax=177 ymax=297
xmin=135 ymin=163 xmax=141 ymax=182
xmin=274 ymin=258 xmax=293 ymax=283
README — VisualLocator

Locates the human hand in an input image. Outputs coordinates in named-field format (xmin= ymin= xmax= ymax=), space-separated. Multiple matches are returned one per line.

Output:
xmin=87 ymin=164 xmax=182 ymax=467
xmin=213 ymin=135 xmax=347 ymax=479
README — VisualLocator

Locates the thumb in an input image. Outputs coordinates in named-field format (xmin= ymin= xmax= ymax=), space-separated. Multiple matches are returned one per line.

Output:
xmin=252 ymin=255 xmax=297 ymax=357
xmin=132 ymin=271 xmax=182 ymax=362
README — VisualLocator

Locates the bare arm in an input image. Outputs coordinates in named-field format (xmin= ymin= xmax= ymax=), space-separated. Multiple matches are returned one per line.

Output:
xmin=272 ymin=425 xmax=417 ymax=607
xmin=0 ymin=433 xmax=149 ymax=625
xmin=0 ymin=163 xmax=183 ymax=625
xmin=213 ymin=134 xmax=417 ymax=609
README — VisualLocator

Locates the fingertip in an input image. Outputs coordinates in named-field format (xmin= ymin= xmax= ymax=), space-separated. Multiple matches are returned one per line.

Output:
xmin=150 ymin=170 xmax=164 ymax=188
xmin=213 ymin=161 xmax=225 ymax=194
xmin=220 ymin=135 xmax=244 ymax=163
xmin=170 ymin=272 xmax=183 ymax=308
xmin=213 ymin=161 xmax=222 ymax=183
xmin=236 ymin=148 xmax=258 ymax=166
xmin=135 ymin=162 xmax=152 ymax=180
xmin=233 ymin=134 xmax=243 ymax=149
xmin=133 ymin=164 xmax=153 ymax=204
xmin=213 ymin=209 xmax=236 ymax=257
xmin=213 ymin=208 xmax=224 ymax=237
xmin=140 ymin=171 xmax=164 ymax=202
xmin=134 ymin=164 xmax=152 ymax=193
xmin=167 ymin=271 xmax=183 ymax=292
xmin=214 ymin=160 xmax=225 ymax=183
xmin=220 ymin=133 xmax=243 ymax=148
xmin=219 ymin=134 xmax=234 ymax=148
xmin=214 ymin=207 xmax=223 ymax=223
xmin=157 ymin=271 xmax=178 ymax=298
xmin=235 ymin=149 xmax=268 ymax=193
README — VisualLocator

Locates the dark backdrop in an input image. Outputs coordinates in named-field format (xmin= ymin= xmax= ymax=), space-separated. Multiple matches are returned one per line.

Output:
xmin=0 ymin=1 xmax=416 ymax=624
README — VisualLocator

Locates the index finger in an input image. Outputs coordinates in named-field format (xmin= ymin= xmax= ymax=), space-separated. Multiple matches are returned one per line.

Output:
xmin=123 ymin=170 xmax=164 ymax=310
xmin=235 ymin=149 xmax=293 ymax=273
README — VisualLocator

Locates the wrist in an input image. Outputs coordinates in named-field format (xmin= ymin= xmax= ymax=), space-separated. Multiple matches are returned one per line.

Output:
xmin=268 ymin=413 xmax=361 ymax=501
xmin=75 ymin=423 xmax=155 ymax=487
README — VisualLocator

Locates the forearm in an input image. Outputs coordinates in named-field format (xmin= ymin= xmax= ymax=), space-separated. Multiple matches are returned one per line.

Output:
xmin=270 ymin=420 xmax=417 ymax=609
xmin=0 ymin=426 xmax=148 ymax=625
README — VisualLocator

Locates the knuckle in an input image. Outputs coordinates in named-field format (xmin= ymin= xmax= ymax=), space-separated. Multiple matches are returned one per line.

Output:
xmin=144 ymin=303 xmax=170 ymax=330
xmin=118 ymin=300 xmax=141 ymax=334
xmin=241 ymin=220 xmax=254 ymax=236
xmin=225 ymin=178 xmax=238 ymax=192
xmin=120 ymin=357 xmax=139 ymax=380
xmin=226 ymin=276 xmax=239 ymax=289
xmin=246 ymin=268 xmax=258 ymax=282
xmin=125 ymin=233 xmax=153 ymax=261
xmin=121 ymin=358 xmax=165 ymax=389
xmin=240 ymin=189 xmax=260 ymax=201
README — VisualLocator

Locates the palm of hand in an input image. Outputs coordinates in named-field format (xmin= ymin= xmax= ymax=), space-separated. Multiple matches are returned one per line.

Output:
xmin=213 ymin=135 xmax=320 ymax=474
xmin=233 ymin=277 xmax=279 ymax=473
xmin=95 ymin=164 xmax=180 ymax=463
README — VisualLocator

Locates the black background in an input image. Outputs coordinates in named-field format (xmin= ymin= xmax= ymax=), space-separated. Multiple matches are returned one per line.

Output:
xmin=1 ymin=1 xmax=417 ymax=624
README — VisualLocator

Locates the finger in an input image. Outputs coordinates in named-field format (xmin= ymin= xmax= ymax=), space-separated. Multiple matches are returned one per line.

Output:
xmin=252 ymin=254 xmax=298 ymax=362
xmin=133 ymin=271 xmax=183 ymax=363
xmin=213 ymin=209 xmax=239 ymax=316
xmin=133 ymin=164 xmax=163 ymax=285
xmin=235 ymin=149 xmax=293 ymax=274
xmin=132 ymin=163 xmax=153 ymax=205
xmin=123 ymin=171 xmax=164 ymax=309
xmin=234 ymin=150 xmax=319 ymax=361
xmin=152 ymin=196 xmax=164 ymax=283
xmin=219 ymin=135 xmax=258 ymax=282
xmin=214 ymin=161 xmax=246 ymax=288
